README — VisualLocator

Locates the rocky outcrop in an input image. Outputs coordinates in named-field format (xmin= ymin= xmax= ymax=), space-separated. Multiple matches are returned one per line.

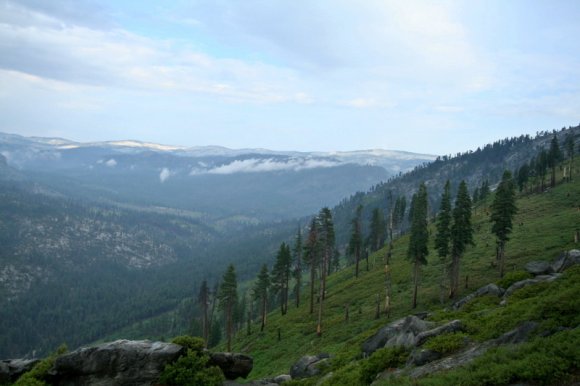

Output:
xmin=0 ymin=358 xmax=39 ymax=384
xmin=551 ymin=250 xmax=580 ymax=273
xmin=414 ymin=320 xmax=464 ymax=347
xmin=362 ymin=315 xmax=434 ymax=356
xmin=452 ymin=283 xmax=504 ymax=309
xmin=289 ymin=353 xmax=330 ymax=379
xmin=51 ymin=340 xmax=185 ymax=386
xmin=503 ymin=274 xmax=561 ymax=297
xmin=209 ymin=352 xmax=253 ymax=380
xmin=524 ymin=261 xmax=554 ymax=275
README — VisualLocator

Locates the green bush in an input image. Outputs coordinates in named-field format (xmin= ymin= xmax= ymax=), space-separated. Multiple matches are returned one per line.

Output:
xmin=423 ymin=332 xmax=468 ymax=354
xmin=496 ymin=270 xmax=532 ymax=289
xmin=171 ymin=336 xmax=205 ymax=352
xmin=159 ymin=349 xmax=224 ymax=386
xmin=359 ymin=346 xmax=408 ymax=385
xmin=318 ymin=361 xmax=363 ymax=386
xmin=14 ymin=344 xmax=68 ymax=386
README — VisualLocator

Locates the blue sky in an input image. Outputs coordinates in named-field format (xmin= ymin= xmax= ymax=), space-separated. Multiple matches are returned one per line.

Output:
xmin=0 ymin=0 xmax=579 ymax=155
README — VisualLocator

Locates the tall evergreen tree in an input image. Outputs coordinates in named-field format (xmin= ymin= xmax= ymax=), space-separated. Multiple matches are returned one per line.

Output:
xmin=292 ymin=227 xmax=303 ymax=308
xmin=367 ymin=208 xmax=386 ymax=253
xmin=316 ymin=208 xmax=334 ymax=336
xmin=434 ymin=180 xmax=452 ymax=301
xmin=218 ymin=264 xmax=238 ymax=352
xmin=303 ymin=217 xmax=320 ymax=315
xmin=197 ymin=280 xmax=210 ymax=347
xmin=252 ymin=264 xmax=270 ymax=332
xmin=490 ymin=170 xmax=518 ymax=278
xmin=449 ymin=180 xmax=474 ymax=299
xmin=272 ymin=242 xmax=292 ymax=315
xmin=535 ymin=149 xmax=549 ymax=191
xmin=517 ymin=163 xmax=530 ymax=192
xmin=548 ymin=134 xmax=562 ymax=187
xmin=348 ymin=205 xmax=364 ymax=278
xmin=407 ymin=183 xmax=429 ymax=309
xmin=564 ymin=132 xmax=575 ymax=182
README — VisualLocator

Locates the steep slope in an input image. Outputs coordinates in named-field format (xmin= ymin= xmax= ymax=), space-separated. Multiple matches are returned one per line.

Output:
xmin=229 ymin=156 xmax=580 ymax=380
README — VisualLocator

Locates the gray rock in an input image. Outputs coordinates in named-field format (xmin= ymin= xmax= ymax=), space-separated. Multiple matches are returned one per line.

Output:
xmin=453 ymin=283 xmax=504 ymax=309
xmin=362 ymin=316 xmax=434 ymax=356
xmin=552 ymin=250 xmax=580 ymax=273
xmin=493 ymin=321 xmax=538 ymax=345
xmin=0 ymin=358 xmax=40 ymax=384
xmin=289 ymin=354 xmax=330 ymax=379
xmin=415 ymin=320 xmax=464 ymax=347
xmin=504 ymin=274 xmax=561 ymax=297
xmin=524 ymin=261 xmax=554 ymax=275
xmin=273 ymin=374 xmax=292 ymax=384
xmin=52 ymin=340 xmax=185 ymax=386
xmin=209 ymin=352 xmax=253 ymax=380
xmin=407 ymin=349 xmax=441 ymax=366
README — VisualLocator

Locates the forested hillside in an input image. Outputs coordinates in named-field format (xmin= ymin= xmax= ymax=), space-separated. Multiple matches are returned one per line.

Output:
xmin=223 ymin=131 xmax=579 ymax=384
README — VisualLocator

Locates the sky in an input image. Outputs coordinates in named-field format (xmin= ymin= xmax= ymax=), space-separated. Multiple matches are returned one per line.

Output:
xmin=0 ymin=0 xmax=579 ymax=155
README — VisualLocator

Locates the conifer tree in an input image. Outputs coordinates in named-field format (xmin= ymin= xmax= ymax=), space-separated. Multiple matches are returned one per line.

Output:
xmin=348 ymin=205 xmax=363 ymax=278
xmin=272 ymin=242 xmax=292 ymax=315
xmin=197 ymin=280 xmax=210 ymax=347
xmin=491 ymin=170 xmax=518 ymax=278
xmin=218 ymin=264 xmax=237 ymax=352
xmin=407 ymin=183 xmax=429 ymax=309
xmin=252 ymin=264 xmax=270 ymax=332
xmin=535 ymin=149 xmax=549 ymax=191
xmin=449 ymin=180 xmax=474 ymax=298
xmin=292 ymin=227 xmax=303 ymax=308
xmin=548 ymin=134 xmax=562 ymax=187
xmin=303 ymin=218 xmax=320 ymax=314
xmin=434 ymin=180 xmax=451 ymax=301
xmin=564 ymin=132 xmax=575 ymax=182
xmin=367 ymin=208 xmax=386 ymax=252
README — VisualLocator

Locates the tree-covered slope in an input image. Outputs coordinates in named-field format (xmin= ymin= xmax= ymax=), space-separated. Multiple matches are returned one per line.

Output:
xmin=229 ymin=156 xmax=580 ymax=382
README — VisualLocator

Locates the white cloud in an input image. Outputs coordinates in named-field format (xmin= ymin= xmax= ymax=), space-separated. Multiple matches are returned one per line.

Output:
xmin=203 ymin=158 xmax=339 ymax=175
xmin=159 ymin=167 xmax=172 ymax=182
xmin=105 ymin=158 xmax=116 ymax=167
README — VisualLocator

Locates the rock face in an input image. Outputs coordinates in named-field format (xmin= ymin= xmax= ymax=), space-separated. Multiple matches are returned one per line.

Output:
xmin=0 ymin=358 xmax=39 ymax=384
xmin=503 ymin=274 xmax=561 ymax=297
xmin=51 ymin=340 xmax=185 ymax=386
xmin=209 ymin=352 xmax=253 ymax=380
xmin=289 ymin=353 xmax=330 ymax=379
xmin=362 ymin=316 xmax=434 ymax=356
xmin=452 ymin=283 xmax=504 ymax=310
xmin=552 ymin=250 xmax=580 ymax=273
xmin=524 ymin=261 xmax=554 ymax=275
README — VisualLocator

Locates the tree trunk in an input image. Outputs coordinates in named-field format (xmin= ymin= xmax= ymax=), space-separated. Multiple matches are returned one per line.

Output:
xmin=260 ymin=296 xmax=266 ymax=332
xmin=355 ymin=247 xmax=360 ymax=278
xmin=226 ymin=304 xmax=232 ymax=352
xmin=449 ymin=253 xmax=460 ymax=299
xmin=499 ymin=243 xmax=506 ymax=278
xmin=317 ymin=275 xmax=324 ymax=337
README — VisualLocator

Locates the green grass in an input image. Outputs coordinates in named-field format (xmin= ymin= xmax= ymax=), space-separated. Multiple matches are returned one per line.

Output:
xmin=221 ymin=161 xmax=580 ymax=381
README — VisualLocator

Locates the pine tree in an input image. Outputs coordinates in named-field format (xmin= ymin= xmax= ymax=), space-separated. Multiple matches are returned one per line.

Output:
xmin=218 ymin=264 xmax=237 ymax=352
xmin=252 ymin=264 xmax=270 ymax=332
xmin=367 ymin=208 xmax=386 ymax=253
xmin=548 ymin=134 xmax=562 ymax=187
xmin=407 ymin=183 xmax=429 ymax=309
xmin=316 ymin=208 xmax=334 ymax=336
xmin=348 ymin=205 xmax=363 ymax=278
xmin=197 ymin=280 xmax=210 ymax=347
xmin=292 ymin=227 xmax=303 ymax=308
xmin=272 ymin=242 xmax=292 ymax=315
xmin=303 ymin=217 xmax=320 ymax=315
xmin=535 ymin=149 xmax=548 ymax=191
xmin=434 ymin=180 xmax=451 ymax=301
xmin=517 ymin=163 xmax=530 ymax=192
xmin=490 ymin=170 xmax=518 ymax=278
xmin=564 ymin=132 xmax=575 ymax=182
xmin=449 ymin=180 xmax=474 ymax=299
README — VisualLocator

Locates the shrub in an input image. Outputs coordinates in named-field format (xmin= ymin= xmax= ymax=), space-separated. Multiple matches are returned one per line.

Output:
xmin=496 ymin=270 xmax=532 ymax=289
xmin=159 ymin=349 xmax=224 ymax=386
xmin=359 ymin=346 xmax=408 ymax=385
xmin=423 ymin=332 xmax=468 ymax=354
xmin=171 ymin=336 xmax=205 ymax=352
